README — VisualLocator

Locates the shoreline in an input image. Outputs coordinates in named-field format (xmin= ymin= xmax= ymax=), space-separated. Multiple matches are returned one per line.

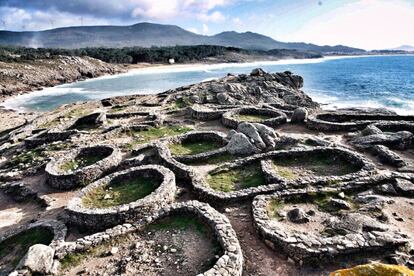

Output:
xmin=0 ymin=54 xmax=372 ymax=113
xmin=1 ymin=53 xmax=414 ymax=116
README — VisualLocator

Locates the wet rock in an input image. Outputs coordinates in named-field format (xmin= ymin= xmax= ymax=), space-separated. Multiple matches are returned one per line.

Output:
xmin=291 ymin=107 xmax=308 ymax=123
xmin=287 ymin=208 xmax=309 ymax=224
xmin=250 ymin=68 xmax=266 ymax=76
xmin=18 ymin=244 xmax=55 ymax=274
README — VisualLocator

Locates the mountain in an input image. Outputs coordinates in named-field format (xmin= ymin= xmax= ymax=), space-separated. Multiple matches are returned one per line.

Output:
xmin=390 ymin=45 xmax=414 ymax=51
xmin=0 ymin=22 xmax=365 ymax=53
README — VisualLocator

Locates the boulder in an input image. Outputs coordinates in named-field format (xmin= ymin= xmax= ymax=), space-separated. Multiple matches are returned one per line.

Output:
xmin=371 ymin=145 xmax=407 ymax=167
xmin=351 ymin=131 xmax=413 ymax=149
xmin=252 ymin=123 xmax=279 ymax=149
xmin=287 ymin=208 xmax=309 ymax=224
xmin=291 ymin=107 xmax=308 ymax=123
xmin=393 ymin=178 xmax=414 ymax=196
xmin=327 ymin=198 xmax=352 ymax=211
xmin=250 ymin=68 xmax=266 ymax=76
xmin=237 ymin=122 xmax=266 ymax=150
xmin=226 ymin=133 xmax=258 ymax=155
xmin=361 ymin=124 xmax=383 ymax=136
xmin=18 ymin=244 xmax=55 ymax=274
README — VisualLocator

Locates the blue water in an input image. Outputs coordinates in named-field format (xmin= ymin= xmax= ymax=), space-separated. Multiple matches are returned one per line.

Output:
xmin=4 ymin=55 xmax=414 ymax=114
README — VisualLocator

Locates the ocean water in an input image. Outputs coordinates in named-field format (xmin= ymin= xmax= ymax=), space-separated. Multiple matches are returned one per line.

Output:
xmin=3 ymin=55 xmax=414 ymax=114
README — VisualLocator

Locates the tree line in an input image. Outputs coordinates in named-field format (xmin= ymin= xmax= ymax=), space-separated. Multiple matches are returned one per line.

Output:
xmin=0 ymin=45 xmax=322 ymax=64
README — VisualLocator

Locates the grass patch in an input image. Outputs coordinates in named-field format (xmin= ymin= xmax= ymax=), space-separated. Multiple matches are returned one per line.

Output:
xmin=60 ymin=155 xmax=105 ymax=172
xmin=234 ymin=114 xmax=273 ymax=122
xmin=272 ymin=165 xmax=298 ymax=180
xmin=0 ymin=227 xmax=54 ymax=269
xmin=271 ymin=153 xmax=359 ymax=179
xmin=174 ymin=97 xmax=192 ymax=109
xmin=207 ymin=163 xmax=266 ymax=192
xmin=267 ymin=199 xmax=284 ymax=219
xmin=39 ymin=108 xmax=90 ymax=129
xmin=169 ymin=140 xmax=222 ymax=156
xmin=125 ymin=126 xmax=193 ymax=148
xmin=148 ymin=216 xmax=207 ymax=235
xmin=183 ymin=152 xmax=236 ymax=165
xmin=4 ymin=149 xmax=44 ymax=169
xmin=82 ymin=176 xmax=159 ymax=208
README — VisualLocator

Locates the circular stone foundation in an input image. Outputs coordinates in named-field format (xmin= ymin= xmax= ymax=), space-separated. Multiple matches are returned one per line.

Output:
xmin=65 ymin=165 xmax=176 ymax=231
xmin=165 ymin=131 xmax=229 ymax=163
xmin=260 ymin=147 xmax=375 ymax=186
xmin=222 ymin=107 xmax=287 ymax=129
xmin=307 ymin=111 xmax=414 ymax=132
xmin=0 ymin=220 xmax=67 ymax=274
xmin=45 ymin=145 xmax=122 ymax=190
xmin=56 ymin=201 xmax=243 ymax=276
xmin=252 ymin=189 xmax=409 ymax=265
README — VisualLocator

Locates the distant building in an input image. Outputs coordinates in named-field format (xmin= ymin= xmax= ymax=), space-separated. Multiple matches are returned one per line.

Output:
xmin=168 ymin=58 xmax=175 ymax=64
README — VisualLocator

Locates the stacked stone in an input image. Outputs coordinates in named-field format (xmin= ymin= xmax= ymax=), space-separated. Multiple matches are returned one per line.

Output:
xmin=65 ymin=165 xmax=176 ymax=231
xmin=307 ymin=111 xmax=414 ymax=132
xmin=260 ymin=147 xmax=376 ymax=186
xmin=222 ymin=107 xmax=287 ymax=129
xmin=56 ymin=201 xmax=243 ymax=276
xmin=252 ymin=189 xmax=410 ymax=265
xmin=45 ymin=145 xmax=122 ymax=190
xmin=164 ymin=131 xmax=229 ymax=163
xmin=24 ymin=129 xmax=78 ymax=149
xmin=3 ymin=220 xmax=67 ymax=275
xmin=190 ymin=104 xmax=237 ymax=121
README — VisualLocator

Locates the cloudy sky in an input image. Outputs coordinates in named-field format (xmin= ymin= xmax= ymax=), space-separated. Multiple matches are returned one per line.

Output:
xmin=0 ymin=0 xmax=413 ymax=50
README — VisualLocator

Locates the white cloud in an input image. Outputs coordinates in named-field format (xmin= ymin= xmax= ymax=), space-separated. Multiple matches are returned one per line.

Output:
xmin=286 ymin=0 xmax=414 ymax=49
xmin=198 ymin=11 xmax=225 ymax=22
xmin=202 ymin=23 xmax=209 ymax=34
xmin=186 ymin=27 xmax=199 ymax=34
xmin=0 ymin=7 xmax=109 ymax=31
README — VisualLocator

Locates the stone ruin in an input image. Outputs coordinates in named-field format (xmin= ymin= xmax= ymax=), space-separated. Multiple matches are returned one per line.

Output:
xmin=0 ymin=68 xmax=414 ymax=275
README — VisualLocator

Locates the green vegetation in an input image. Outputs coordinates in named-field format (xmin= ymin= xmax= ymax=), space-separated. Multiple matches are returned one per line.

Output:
xmin=82 ymin=176 xmax=159 ymax=208
xmin=207 ymin=163 xmax=266 ymax=192
xmin=0 ymin=45 xmax=322 ymax=64
xmin=183 ymin=152 xmax=236 ymax=165
xmin=60 ymin=155 xmax=106 ymax=172
xmin=267 ymin=199 xmax=284 ymax=219
xmin=39 ymin=108 xmax=90 ymax=129
xmin=174 ymin=96 xmax=192 ymax=109
xmin=125 ymin=126 xmax=193 ymax=148
xmin=234 ymin=114 xmax=273 ymax=122
xmin=169 ymin=140 xmax=222 ymax=156
xmin=0 ymin=227 xmax=54 ymax=269
xmin=271 ymin=153 xmax=358 ymax=179
xmin=148 ymin=216 xmax=207 ymax=235
xmin=4 ymin=149 xmax=44 ymax=169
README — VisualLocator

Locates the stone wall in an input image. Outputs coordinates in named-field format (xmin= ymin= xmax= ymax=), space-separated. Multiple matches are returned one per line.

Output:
xmin=65 ymin=165 xmax=176 ymax=231
xmin=45 ymin=145 xmax=122 ymax=190
xmin=56 ymin=201 xmax=243 ymax=276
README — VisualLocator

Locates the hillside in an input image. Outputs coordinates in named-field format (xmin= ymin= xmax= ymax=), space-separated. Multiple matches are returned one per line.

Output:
xmin=0 ymin=22 xmax=365 ymax=54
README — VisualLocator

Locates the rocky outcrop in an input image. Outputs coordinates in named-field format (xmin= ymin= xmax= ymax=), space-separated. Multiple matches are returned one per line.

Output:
xmin=226 ymin=122 xmax=279 ymax=155
xmin=0 ymin=56 xmax=123 ymax=100
xmin=163 ymin=69 xmax=320 ymax=110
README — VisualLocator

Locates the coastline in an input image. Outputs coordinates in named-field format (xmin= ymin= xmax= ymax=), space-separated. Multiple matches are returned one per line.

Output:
xmin=1 ymin=53 xmax=413 ymax=132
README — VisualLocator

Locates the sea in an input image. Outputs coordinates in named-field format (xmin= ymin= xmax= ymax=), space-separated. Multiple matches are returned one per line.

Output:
xmin=3 ymin=55 xmax=414 ymax=114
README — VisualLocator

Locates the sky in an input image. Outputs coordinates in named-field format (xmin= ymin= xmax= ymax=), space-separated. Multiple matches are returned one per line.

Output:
xmin=0 ymin=0 xmax=413 ymax=50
